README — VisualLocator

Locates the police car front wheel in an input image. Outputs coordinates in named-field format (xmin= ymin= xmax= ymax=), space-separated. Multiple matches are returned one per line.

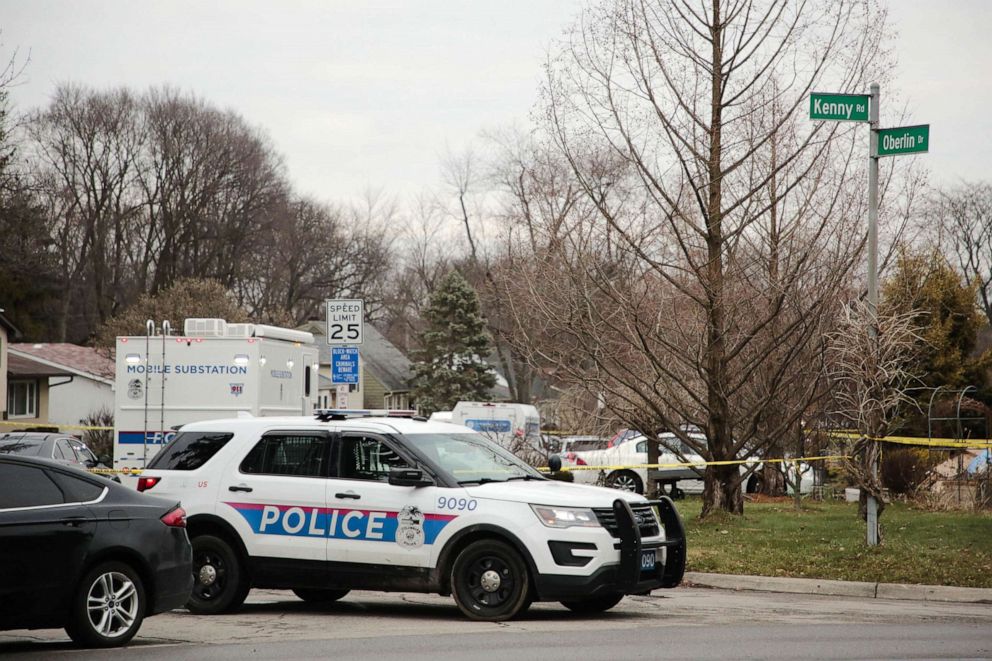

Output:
xmin=187 ymin=535 xmax=250 ymax=615
xmin=451 ymin=540 xmax=531 ymax=621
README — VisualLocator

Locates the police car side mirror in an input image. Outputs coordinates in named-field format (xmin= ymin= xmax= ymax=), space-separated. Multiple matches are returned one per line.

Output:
xmin=98 ymin=453 xmax=112 ymax=466
xmin=548 ymin=454 xmax=563 ymax=473
xmin=388 ymin=468 xmax=434 ymax=488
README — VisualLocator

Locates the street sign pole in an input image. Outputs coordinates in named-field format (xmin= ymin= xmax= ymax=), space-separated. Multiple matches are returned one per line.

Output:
xmin=810 ymin=84 xmax=928 ymax=547
xmin=866 ymin=83 xmax=880 ymax=547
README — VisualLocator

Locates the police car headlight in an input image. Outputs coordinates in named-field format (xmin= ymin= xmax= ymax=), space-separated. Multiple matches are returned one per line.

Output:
xmin=531 ymin=505 xmax=600 ymax=528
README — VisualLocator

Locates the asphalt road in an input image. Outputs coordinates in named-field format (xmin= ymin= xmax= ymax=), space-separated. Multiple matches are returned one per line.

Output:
xmin=2 ymin=587 xmax=990 ymax=659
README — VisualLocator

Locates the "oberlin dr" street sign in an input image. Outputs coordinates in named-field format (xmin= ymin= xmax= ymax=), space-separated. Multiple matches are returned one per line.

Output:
xmin=877 ymin=124 xmax=930 ymax=157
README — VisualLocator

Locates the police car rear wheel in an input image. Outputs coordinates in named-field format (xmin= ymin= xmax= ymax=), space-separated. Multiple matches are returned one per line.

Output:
xmin=560 ymin=593 xmax=624 ymax=614
xmin=292 ymin=588 xmax=350 ymax=603
xmin=451 ymin=540 xmax=530 ymax=621
xmin=187 ymin=535 xmax=249 ymax=615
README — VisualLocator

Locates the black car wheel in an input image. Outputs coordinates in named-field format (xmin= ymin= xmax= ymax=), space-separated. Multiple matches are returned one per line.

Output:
xmin=65 ymin=561 xmax=145 ymax=647
xmin=606 ymin=470 xmax=643 ymax=494
xmin=292 ymin=588 xmax=350 ymax=603
xmin=187 ymin=535 xmax=250 ymax=614
xmin=560 ymin=593 xmax=625 ymax=614
xmin=451 ymin=540 xmax=530 ymax=621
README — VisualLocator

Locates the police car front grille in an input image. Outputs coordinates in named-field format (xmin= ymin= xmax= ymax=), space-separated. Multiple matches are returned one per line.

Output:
xmin=592 ymin=505 xmax=660 ymax=538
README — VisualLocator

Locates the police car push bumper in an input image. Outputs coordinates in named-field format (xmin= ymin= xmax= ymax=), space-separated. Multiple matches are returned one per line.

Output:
xmin=534 ymin=495 xmax=686 ymax=600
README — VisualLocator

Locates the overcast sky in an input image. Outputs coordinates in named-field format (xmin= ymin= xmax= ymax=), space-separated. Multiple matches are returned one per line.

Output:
xmin=3 ymin=0 xmax=990 ymax=206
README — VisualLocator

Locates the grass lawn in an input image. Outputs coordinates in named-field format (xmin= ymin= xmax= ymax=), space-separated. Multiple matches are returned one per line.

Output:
xmin=675 ymin=497 xmax=992 ymax=588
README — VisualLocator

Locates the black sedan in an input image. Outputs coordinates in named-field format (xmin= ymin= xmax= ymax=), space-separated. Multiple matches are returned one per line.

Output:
xmin=0 ymin=455 xmax=193 ymax=647
xmin=0 ymin=432 xmax=117 ymax=478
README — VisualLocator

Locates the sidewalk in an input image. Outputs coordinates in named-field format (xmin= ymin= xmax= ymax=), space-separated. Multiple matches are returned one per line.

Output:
xmin=683 ymin=572 xmax=992 ymax=604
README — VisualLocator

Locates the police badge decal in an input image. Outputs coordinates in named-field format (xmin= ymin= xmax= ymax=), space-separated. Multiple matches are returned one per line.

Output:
xmin=127 ymin=378 xmax=143 ymax=400
xmin=396 ymin=505 xmax=425 ymax=549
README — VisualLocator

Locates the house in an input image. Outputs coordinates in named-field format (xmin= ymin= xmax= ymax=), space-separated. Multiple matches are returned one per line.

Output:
xmin=297 ymin=321 xmax=414 ymax=410
xmin=8 ymin=343 xmax=115 ymax=430
xmin=0 ymin=308 xmax=22 ymax=422
xmin=5 ymin=349 xmax=71 ymax=428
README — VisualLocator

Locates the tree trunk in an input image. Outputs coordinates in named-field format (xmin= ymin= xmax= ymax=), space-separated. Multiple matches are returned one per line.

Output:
xmin=701 ymin=464 xmax=743 ymax=516
xmin=700 ymin=1 xmax=735 ymax=517
xmin=760 ymin=461 xmax=786 ymax=496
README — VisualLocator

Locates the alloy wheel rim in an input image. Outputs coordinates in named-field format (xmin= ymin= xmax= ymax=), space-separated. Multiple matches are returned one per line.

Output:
xmin=86 ymin=571 xmax=139 ymax=638
xmin=613 ymin=474 xmax=638 ymax=491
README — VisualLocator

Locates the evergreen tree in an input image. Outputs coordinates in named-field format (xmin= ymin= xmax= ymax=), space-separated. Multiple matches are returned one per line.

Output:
xmin=880 ymin=249 xmax=992 ymax=401
xmin=412 ymin=271 xmax=496 ymax=415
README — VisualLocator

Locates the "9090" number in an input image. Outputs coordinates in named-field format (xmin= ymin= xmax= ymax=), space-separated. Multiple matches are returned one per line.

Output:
xmin=437 ymin=497 xmax=477 ymax=511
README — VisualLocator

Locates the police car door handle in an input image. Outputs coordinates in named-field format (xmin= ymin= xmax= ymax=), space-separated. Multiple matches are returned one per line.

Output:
xmin=335 ymin=491 xmax=360 ymax=500
xmin=228 ymin=484 xmax=253 ymax=493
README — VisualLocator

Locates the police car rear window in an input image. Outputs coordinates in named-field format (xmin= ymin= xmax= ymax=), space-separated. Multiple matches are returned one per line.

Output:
xmin=146 ymin=432 xmax=234 ymax=471
xmin=240 ymin=434 xmax=330 ymax=478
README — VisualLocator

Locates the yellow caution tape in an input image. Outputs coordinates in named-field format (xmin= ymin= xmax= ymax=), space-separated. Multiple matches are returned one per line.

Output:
xmin=539 ymin=454 xmax=848 ymax=472
xmin=87 ymin=467 xmax=144 ymax=476
xmin=0 ymin=420 xmax=114 ymax=432
xmin=827 ymin=430 xmax=992 ymax=449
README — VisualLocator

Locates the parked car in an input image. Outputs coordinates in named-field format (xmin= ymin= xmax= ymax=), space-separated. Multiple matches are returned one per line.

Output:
xmin=574 ymin=432 xmax=816 ymax=497
xmin=137 ymin=413 xmax=686 ymax=621
xmin=572 ymin=432 xmax=708 ymax=495
xmin=0 ymin=432 xmax=117 ymax=480
xmin=0 ymin=455 xmax=193 ymax=647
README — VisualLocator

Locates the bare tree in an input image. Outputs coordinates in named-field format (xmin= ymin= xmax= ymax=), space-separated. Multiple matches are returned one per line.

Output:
xmin=505 ymin=0 xmax=893 ymax=515
xmin=27 ymin=84 xmax=145 ymax=338
xmin=932 ymin=182 xmax=992 ymax=326
xmin=237 ymin=193 xmax=395 ymax=325
xmin=827 ymin=299 xmax=924 ymax=528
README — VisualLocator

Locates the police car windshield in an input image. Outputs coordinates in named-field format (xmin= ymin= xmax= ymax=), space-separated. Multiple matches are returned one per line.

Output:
xmin=403 ymin=433 xmax=542 ymax=483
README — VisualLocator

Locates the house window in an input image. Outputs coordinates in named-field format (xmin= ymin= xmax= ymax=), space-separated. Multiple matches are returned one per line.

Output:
xmin=7 ymin=380 xmax=38 ymax=418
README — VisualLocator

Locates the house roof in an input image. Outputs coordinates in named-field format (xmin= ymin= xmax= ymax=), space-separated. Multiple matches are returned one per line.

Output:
xmin=7 ymin=352 xmax=72 ymax=378
xmin=298 ymin=321 xmax=413 ymax=393
xmin=10 ymin=344 xmax=115 ymax=384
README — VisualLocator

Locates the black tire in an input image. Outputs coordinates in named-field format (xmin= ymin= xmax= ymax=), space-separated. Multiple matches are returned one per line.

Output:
xmin=606 ymin=470 xmax=644 ymax=494
xmin=450 ymin=540 xmax=531 ymax=621
xmin=65 ymin=561 xmax=146 ymax=648
xmin=746 ymin=475 xmax=762 ymax=494
xmin=292 ymin=588 xmax=350 ymax=603
xmin=187 ymin=534 xmax=250 ymax=615
xmin=560 ymin=593 xmax=624 ymax=614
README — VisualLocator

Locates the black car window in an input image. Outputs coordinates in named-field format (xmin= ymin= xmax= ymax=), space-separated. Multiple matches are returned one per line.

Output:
xmin=0 ymin=440 xmax=43 ymax=457
xmin=0 ymin=464 xmax=66 ymax=509
xmin=146 ymin=432 xmax=234 ymax=471
xmin=73 ymin=445 xmax=98 ymax=464
xmin=240 ymin=434 xmax=330 ymax=478
xmin=48 ymin=471 xmax=105 ymax=503
xmin=338 ymin=435 xmax=410 ymax=482
xmin=56 ymin=439 xmax=78 ymax=463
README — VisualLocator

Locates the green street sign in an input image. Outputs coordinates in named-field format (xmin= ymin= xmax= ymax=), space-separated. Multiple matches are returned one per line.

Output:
xmin=877 ymin=124 xmax=929 ymax=157
xmin=810 ymin=93 xmax=870 ymax=122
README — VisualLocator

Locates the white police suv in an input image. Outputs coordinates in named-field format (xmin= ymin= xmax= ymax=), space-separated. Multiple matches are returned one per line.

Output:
xmin=138 ymin=412 xmax=685 ymax=621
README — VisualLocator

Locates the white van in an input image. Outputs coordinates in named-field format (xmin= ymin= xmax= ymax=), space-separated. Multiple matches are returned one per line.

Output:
xmin=451 ymin=402 xmax=542 ymax=461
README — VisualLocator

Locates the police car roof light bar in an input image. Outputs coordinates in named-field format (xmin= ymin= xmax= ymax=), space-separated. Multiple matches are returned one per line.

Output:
xmin=314 ymin=409 xmax=420 ymax=422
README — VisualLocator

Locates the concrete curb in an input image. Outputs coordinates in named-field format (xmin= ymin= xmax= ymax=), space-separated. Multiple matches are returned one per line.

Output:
xmin=683 ymin=572 xmax=992 ymax=604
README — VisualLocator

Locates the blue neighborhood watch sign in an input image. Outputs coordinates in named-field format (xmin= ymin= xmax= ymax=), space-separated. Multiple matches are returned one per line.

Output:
xmin=331 ymin=347 xmax=359 ymax=384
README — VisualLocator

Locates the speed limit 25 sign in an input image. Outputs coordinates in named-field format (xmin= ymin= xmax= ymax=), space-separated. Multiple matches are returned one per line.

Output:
xmin=325 ymin=299 xmax=364 ymax=345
